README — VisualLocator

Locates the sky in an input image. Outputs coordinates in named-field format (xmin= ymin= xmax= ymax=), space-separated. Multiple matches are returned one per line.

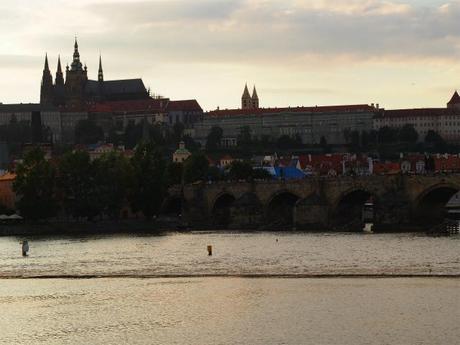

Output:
xmin=0 ymin=0 xmax=460 ymax=111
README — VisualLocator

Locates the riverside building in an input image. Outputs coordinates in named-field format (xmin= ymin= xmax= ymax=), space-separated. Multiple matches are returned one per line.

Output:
xmin=192 ymin=85 xmax=378 ymax=146
xmin=373 ymin=91 xmax=460 ymax=142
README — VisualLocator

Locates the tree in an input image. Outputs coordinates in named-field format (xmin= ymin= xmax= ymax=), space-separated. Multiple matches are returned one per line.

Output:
xmin=237 ymin=126 xmax=252 ymax=150
xmin=227 ymin=160 xmax=254 ymax=181
xmin=14 ymin=147 xmax=57 ymax=220
xmin=183 ymin=153 xmax=209 ymax=183
xmin=130 ymin=142 xmax=167 ymax=219
xmin=207 ymin=166 xmax=223 ymax=182
xmin=252 ymin=167 xmax=272 ymax=180
xmin=425 ymin=130 xmax=447 ymax=153
xmin=183 ymin=135 xmax=201 ymax=152
xmin=166 ymin=162 xmax=184 ymax=186
xmin=75 ymin=119 xmax=104 ymax=144
xmin=123 ymin=122 xmax=144 ymax=149
xmin=206 ymin=126 xmax=223 ymax=151
xmin=172 ymin=122 xmax=185 ymax=144
xmin=425 ymin=130 xmax=443 ymax=145
xmin=93 ymin=151 xmax=134 ymax=219
xmin=57 ymin=150 xmax=100 ymax=220
xmin=277 ymin=135 xmax=293 ymax=150
xmin=378 ymin=126 xmax=399 ymax=144
xmin=400 ymin=124 xmax=418 ymax=143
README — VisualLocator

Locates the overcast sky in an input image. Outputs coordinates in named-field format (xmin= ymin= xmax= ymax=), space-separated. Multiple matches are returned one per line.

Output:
xmin=1 ymin=0 xmax=459 ymax=110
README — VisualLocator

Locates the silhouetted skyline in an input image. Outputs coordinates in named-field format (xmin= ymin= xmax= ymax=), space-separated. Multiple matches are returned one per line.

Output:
xmin=1 ymin=0 xmax=459 ymax=110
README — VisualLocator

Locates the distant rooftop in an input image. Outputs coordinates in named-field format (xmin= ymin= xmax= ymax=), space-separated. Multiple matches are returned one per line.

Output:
xmin=206 ymin=104 xmax=376 ymax=117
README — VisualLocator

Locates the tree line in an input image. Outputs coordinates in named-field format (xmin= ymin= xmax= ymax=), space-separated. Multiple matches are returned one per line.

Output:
xmin=13 ymin=145 xmax=271 ymax=221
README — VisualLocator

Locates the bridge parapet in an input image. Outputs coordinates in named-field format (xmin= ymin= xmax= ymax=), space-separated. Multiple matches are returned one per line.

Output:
xmin=171 ymin=174 xmax=460 ymax=230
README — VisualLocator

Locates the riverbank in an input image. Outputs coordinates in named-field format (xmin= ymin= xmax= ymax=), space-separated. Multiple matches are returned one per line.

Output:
xmin=0 ymin=218 xmax=187 ymax=237
xmin=0 ymin=220 xmax=435 ymax=236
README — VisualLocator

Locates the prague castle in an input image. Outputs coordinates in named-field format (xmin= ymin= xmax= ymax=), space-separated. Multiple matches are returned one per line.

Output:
xmin=40 ymin=39 xmax=149 ymax=109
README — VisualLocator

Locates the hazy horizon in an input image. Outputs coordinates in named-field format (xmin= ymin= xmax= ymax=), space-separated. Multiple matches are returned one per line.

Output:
xmin=1 ymin=0 xmax=460 ymax=111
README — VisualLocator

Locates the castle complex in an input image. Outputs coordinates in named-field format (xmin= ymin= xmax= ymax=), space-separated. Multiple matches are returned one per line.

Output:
xmin=40 ymin=39 xmax=149 ymax=109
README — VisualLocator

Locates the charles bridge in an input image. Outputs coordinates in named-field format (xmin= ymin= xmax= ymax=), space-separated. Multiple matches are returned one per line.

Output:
xmin=163 ymin=175 xmax=460 ymax=231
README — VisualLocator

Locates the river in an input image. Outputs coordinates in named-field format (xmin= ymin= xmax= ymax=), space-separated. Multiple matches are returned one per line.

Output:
xmin=0 ymin=232 xmax=459 ymax=344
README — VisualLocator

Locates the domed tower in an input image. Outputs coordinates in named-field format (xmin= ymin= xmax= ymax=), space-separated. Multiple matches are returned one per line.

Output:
xmin=65 ymin=38 xmax=88 ymax=108
xmin=40 ymin=54 xmax=54 ymax=106
xmin=251 ymin=85 xmax=259 ymax=109
xmin=242 ymin=84 xmax=252 ymax=109
xmin=447 ymin=91 xmax=460 ymax=111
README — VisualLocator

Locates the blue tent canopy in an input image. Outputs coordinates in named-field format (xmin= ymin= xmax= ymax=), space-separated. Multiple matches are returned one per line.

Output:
xmin=259 ymin=166 xmax=306 ymax=180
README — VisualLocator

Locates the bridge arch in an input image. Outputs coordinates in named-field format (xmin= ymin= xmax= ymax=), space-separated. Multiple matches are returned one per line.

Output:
xmin=211 ymin=192 xmax=236 ymax=229
xmin=413 ymin=183 xmax=460 ymax=225
xmin=332 ymin=188 xmax=377 ymax=228
xmin=266 ymin=190 xmax=301 ymax=229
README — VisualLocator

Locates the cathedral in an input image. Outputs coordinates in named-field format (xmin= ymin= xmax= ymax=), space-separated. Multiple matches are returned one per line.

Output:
xmin=40 ymin=39 xmax=149 ymax=109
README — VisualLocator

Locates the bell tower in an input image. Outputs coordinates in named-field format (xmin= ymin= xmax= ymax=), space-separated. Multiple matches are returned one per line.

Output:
xmin=242 ymin=84 xmax=252 ymax=109
xmin=65 ymin=38 xmax=88 ymax=108
xmin=251 ymin=85 xmax=259 ymax=109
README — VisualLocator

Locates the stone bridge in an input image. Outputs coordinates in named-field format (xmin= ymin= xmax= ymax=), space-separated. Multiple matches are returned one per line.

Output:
xmin=163 ymin=175 xmax=460 ymax=231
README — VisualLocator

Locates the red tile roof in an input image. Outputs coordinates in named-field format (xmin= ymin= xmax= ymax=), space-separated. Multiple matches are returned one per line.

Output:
xmin=167 ymin=100 xmax=202 ymax=112
xmin=88 ymin=98 xmax=168 ymax=113
xmin=206 ymin=104 xmax=375 ymax=117
xmin=376 ymin=108 xmax=459 ymax=118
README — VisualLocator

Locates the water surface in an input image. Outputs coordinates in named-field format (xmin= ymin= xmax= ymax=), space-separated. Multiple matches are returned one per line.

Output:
xmin=0 ymin=232 xmax=458 ymax=277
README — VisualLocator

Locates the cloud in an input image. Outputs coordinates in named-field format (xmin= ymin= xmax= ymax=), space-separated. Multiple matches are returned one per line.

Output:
xmin=73 ymin=0 xmax=460 ymax=66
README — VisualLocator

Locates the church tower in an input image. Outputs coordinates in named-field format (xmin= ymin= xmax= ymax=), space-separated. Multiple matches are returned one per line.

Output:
xmin=98 ymin=55 xmax=104 ymax=82
xmin=251 ymin=85 xmax=259 ymax=109
xmin=40 ymin=54 xmax=54 ymax=106
xmin=65 ymin=38 xmax=88 ymax=108
xmin=242 ymin=84 xmax=252 ymax=109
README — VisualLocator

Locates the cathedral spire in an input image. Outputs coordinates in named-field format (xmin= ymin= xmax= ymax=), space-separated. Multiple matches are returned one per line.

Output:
xmin=55 ymin=55 xmax=64 ymax=86
xmin=41 ymin=53 xmax=54 ymax=105
xmin=98 ymin=55 xmax=104 ymax=82
xmin=71 ymin=37 xmax=83 ymax=71
xmin=44 ymin=53 xmax=50 ymax=72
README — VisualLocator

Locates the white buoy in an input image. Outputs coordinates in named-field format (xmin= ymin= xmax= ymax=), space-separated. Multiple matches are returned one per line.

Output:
xmin=363 ymin=223 xmax=374 ymax=234
xmin=21 ymin=240 xmax=29 ymax=256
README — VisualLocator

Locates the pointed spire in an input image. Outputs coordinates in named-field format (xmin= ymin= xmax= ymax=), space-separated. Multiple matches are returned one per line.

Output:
xmin=98 ymin=54 xmax=104 ymax=82
xmin=242 ymin=83 xmax=252 ymax=109
xmin=44 ymin=53 xmax=50 ymax=72
xmin=71 ymin=36 xmax=82 ymax=71
xmin=242 ymin=83 xmax=250 ymax=98
xmin=57 ymin=55 xmax=62 ymax=73
xmin=55 ymin=55 xmax=64 ymax=86
xmin=41 ymin=53 xmax=53 ymax=105
xmin=252 ymin=85 xmax=258 ymax=99
xmin=251 ymin=85 xmax=259 ymax=109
